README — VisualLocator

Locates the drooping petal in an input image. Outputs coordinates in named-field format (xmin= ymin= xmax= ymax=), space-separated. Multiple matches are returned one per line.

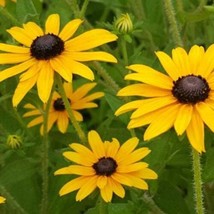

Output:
xmin=155 ymin=51 xmax=180 ymax=80
xmin=100 ymin=182 xmax=113 ymax=202
xmin=59 ymin=19 xmax=83 ymax=41
xmin=144 ymin=103 xmax=181 ymax=141
xmin=0 ymin=59 xmax=36 ymax=81
xmin=196 ymin=102 xmax=214 ymax=132
xmin=186 ymin=110 xmax=205 ymax=153
xmin=27 ymin=116 xmax=43 ymax=127
xmin=37 ymin=62 xmax=54 ymax=103
xmin=174 ymin=104 xmax=193 ymax=135
xmin=130 ymin=96 xmax=177 ymax=119
xmin=57 ymin=112 xmax=69 ymax=133
xmin=108 ymin=177 xmax=125 ymax=198
xmin=12 ymin=74 xmax=38 ymax=106
xmin=126 ymin=64 xmax=173 ymax=89
xmin=97 ymin=176 xmax=108 ymax=189
xmin=76 ymin=176 xmax=97 ymax=201
xmin=66 ymin=29 xmax=118 ymax=51
xmin=45 ymin=14 xmax=60 ymax=35
xmin=57 ymin=176 xmax=89 ymax=196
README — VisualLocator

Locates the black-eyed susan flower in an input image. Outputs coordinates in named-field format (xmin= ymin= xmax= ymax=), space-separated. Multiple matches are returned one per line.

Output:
xmin=0 ymin=14 xmax=117 ymax=106
xmin=23 ymin=82 xmax=104 ymax=134
xmin=54 ymin=130 xmax=157 ymax=202
xmin=0 ymin=196 xmax=6 ymax=204
xmin=115 ymin=45 xmax=214 ymax=153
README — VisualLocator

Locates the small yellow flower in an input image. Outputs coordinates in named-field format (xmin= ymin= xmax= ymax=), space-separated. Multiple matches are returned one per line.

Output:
xmin=23 ymin=82 xmax=104 ymax=134
xmin=115 ymin=13 xmax=133 ymax=33
xmin=6 ymin=134 xmax=22 ymax=149
xmin=55 ymin=130 xmax=157 ymax=202
xmin=0 ymin=196 xmax=6 ymax=204
xmin=115 ymin=45 xmax=214 ymax=153
xmin=0 ymin=14 xmax=117 ymax=106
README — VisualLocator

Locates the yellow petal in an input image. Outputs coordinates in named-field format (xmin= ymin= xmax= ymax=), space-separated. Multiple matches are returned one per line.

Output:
xmin=0 ymin=59 xmax=36 ymax=81
xmin=118 ymin=83 xmax=171 ymax=97
xmin=155 ymin=51 xmax=180 ymax=80
xmin=57 ymin=176 xmax=88 ymax=196
xmin=66 ymin=51 xmax=117 ymax=63
xmin=197 ymin=44 xmax=214 ymax=77
xmin=12 ymin=74 xmax=38 ymax=106
xmin=88 ymin=130 xmax=105 ymax=158
xmin=144 ymin=103 xmax=180 ymax=141
xmin=174 ymin=104 xmax=193 ymax=135
xmin=37 ymin=62 xmax=54 ymax=103
xmin=196 ymin=102 xmax=214 ymax=132
xmin=0 ymin=53 xmax=31 ymax=64
xmin=115 ymin=137 xmax=139 ymax=162
xmin=100 ymin=182 xmax=113 ymax=202
xmin=97 ymin=176 xmax=108 ymax=189
xmin=131 ymin=96 xmax=177 ymax=119
xmin=136 ymin=168 xmax=158 ymax=179
xmin=188 ymin=45 xmax=205 ymax=75
xmin=108 ymin=177 xmax=125 ymax=198
xmin=27 ymin=116 xmax=43 ymax=127
xmin=50 ymin=56 xmax=72 ymax=82
xmin=66 ymin=29 xmax=118 ymax=51
xmin=186 ymin=110 xmax=205 ymax=153
xmin=115 ymin=100 xmax=144 ymax=116
xmin=105 ymin=138 xmax=120 ymax=158
xmin=111 ymin=173 xmax=132 ymax=186
xmin=55 ymin=165 xmax=95 ymax=176
xmin=23 ymin=22 xmax=44 ymax=39
xmin=57 ymin=112 xmax=69 ymax=133
xmin=172 ymin=47 xmax=191 ymax=76
xmin=126 ymin=64 xmax=173 ymax=89
xmin=23 ymin=109 xmax=41 ymax=117
xmin=117 ymin=162 xmax=148 ymax=173
xmin=0 ymin=43 xmax=29 ymax=53
xmin=45 ymin=14 xmax=60 ymax=35
xmin=76 ymin=176 xmax=97 ymax=201
xmin=7 ymin=27 xmax=33 ymax=47
xmin=59 ymin=19 xmax=83 ymax=41
xmin=0 ymin=196 xmax=6 ymax=204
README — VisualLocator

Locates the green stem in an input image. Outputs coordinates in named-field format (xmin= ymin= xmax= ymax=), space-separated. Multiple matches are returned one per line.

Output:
xmin=93 ymin=61 xmax=120 ymax=94
xmin=99 ymin=197 xmax=108 ymax=214
xmin=55 ymin=74 xmax=87 ymax=144
xmin=66 ymin=0 xmax=80 ymax=18
xmin=192 ymin=148 xmax=205 ymax=214
xmin=121 ymin=36 xmax=128 ymax=66
xmin=163 ymin=0 xmax=184 ymax=47
xmin=40 ymin=92 xmax=52 ymax=214
xmin=80 ymin=0 xmax=89 ymax=18
xmin=0 ymin=186 xmax=27 ymax=214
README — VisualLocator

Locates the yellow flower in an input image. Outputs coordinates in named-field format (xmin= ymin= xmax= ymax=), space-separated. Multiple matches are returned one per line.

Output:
xmin=23 ymin=82 xmax=104 ymax=134
xmin=0 ymin=196 xmax=6 ymax=204
xmin=55 ymin=130 xmax=157 ymax=202
xmin=0 ymin=0 xmax=16 ymax=7
xmin=0 ymin=14 xmax=117 ymax=106
xmin=115 ymin=45 xmax=214 ymax=153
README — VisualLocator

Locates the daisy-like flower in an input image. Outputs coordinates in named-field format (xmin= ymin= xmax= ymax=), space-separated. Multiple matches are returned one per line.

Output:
xmin=115 ymin=45 xmax=214 ymax=153
xmin=0 ymin=196 xmax=6 ymax=204
xmin=0 ymin=14 xmax=117 ymax=106
xmin=23 ymin=82 xmax=104 ymax=134
xmin=54 ymin=130 xmax=157 ymax=202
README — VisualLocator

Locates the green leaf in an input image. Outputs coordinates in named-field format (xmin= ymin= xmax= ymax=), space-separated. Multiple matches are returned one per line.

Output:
xmin=16 ymin=0 xmax=39 ymax=23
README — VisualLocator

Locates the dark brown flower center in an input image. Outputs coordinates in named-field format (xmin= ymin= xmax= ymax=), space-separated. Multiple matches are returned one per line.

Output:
xmin=172 ymin=75 xmax=210 ymax=104
xmin=30 ymin=33 xmax=64 ymax=60
xmin=53 ymin=98 xmax=70 ymax=111
xmin=93 ymin=157 xmax=117 ymax=176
